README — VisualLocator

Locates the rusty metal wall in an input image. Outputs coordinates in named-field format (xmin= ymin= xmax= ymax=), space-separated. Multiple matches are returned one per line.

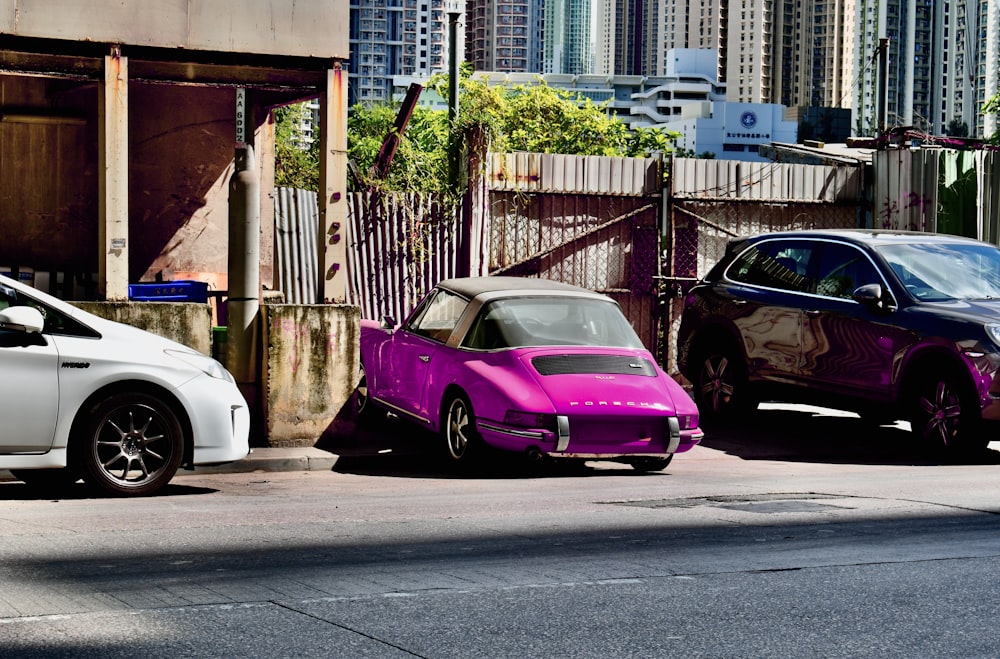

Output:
xmin=1 ymin=0 xmax=348 ymax=59
xmin=487 ymin=152 xmax=662 ymax=195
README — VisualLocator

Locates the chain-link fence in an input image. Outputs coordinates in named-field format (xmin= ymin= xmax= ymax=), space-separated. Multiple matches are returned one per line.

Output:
xmin=488 ymin=190 xmax=662 ymax=351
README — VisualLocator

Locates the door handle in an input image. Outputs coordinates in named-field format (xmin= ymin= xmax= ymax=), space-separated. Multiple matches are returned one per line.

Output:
xmin=419 ymin=354 xmax=430 ymax=363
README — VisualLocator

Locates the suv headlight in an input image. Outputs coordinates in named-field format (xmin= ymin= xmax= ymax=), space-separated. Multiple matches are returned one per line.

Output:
xmin=165 ymin=349 xmax=235 ymax=383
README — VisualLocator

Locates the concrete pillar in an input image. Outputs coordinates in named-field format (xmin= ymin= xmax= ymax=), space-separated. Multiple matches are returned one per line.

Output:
xmin=318 ymin=63 xmax=349 ymax=303
xmin=98 ymin=45 xmax=129 ymax=301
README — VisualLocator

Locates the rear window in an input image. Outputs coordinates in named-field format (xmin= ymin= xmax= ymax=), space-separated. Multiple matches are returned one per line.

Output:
xmin=463 ymin=297 xmax=644 ymax=350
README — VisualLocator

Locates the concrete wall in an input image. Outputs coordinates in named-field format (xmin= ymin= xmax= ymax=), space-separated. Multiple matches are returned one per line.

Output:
xmin=73 ymin=301 xmax=213 ymax=356
xmin=0 ymin=0 xmax=348 ymax=59
xmin=262 ymin=304 xmax=360 ymax=447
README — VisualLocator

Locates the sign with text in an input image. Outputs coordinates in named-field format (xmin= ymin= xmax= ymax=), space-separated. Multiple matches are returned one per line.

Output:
xmin=236 ymin=88 xmax=246 ymax=144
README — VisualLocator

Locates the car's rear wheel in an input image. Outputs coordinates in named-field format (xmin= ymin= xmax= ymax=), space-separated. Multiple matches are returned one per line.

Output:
xmin=908 ymin=369 xmax=988 ymax=454
xmin=443 ymin=394 xmax=481 ymax=463
xmin=76 ymin=392 xmax=185 ymax=497
xmin=628 ymin=456 xmax=672 ymax=472
xmin=693 ymin=343 xmax=753 ymax=419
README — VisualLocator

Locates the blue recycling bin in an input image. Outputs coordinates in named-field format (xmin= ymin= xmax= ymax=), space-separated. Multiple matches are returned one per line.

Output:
xmin=128 ymin=280 xmax=209 ymax=303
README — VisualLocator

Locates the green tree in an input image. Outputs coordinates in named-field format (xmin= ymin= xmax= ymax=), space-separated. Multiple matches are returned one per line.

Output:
xmin=344 ymin=73 xmax=681 ymax=193
xmin=273 ymin=103 xmax=319 ymax=191
xmin=347 ymin=102 xmax=451 ymax=193
xmin=945 ymin=118 xmax=969 ymax=137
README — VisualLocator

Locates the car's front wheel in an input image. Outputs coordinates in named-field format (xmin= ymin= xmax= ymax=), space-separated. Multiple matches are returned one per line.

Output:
xmin=693 ymin=343 xmax=753 ymax=419
xmin=76 ymin=392 xmax=185 ymax=496
xmin=443 ymin=394 xmax=482 ymax=463
xmin=908 ymin=369 xmax=988 ymax=454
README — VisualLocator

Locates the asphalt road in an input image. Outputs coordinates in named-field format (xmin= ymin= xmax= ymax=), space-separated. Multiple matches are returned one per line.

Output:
xmin=2 ymin=403 xmax=1000 ymax=658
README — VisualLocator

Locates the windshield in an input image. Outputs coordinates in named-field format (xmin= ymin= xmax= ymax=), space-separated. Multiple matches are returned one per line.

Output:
xmin=463 ymin=297 xmax=645 ymax=350
xmin=876 ymin=242 xmax=1000 ymax=302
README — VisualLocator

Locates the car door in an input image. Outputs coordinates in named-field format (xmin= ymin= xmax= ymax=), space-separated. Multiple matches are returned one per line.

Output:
xmin=0 ymin=319 xmax=60 ymax=453
xmin=723 ymin=238 xmax=817 ymax=381
xmin=381 ymin=289 xmax=467 ymax=422
xmin=799 ymin=240 xmax=900 ymax=399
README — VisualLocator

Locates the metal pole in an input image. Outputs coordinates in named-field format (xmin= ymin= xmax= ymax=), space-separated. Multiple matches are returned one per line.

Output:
xmin=447 ymin=4 xmax=462 ymax=191
xmin=877 ymin=38 xmax=890 ymax=136
xmin=227 ymin=89 xmax=260 ymax=405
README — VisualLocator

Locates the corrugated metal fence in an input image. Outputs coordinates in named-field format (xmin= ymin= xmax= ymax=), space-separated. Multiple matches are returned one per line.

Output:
xmin=345 ymin=192 xmax=464 ymax=322
xmin=275 ymin=187 xmax=466 ymax=320
xmin=873 ymin=149 xmax=1000 ymax=242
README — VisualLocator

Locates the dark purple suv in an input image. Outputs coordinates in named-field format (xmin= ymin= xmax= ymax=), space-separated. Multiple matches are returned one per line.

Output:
xmin=677 ymin=229 xmax=1000 ymax=453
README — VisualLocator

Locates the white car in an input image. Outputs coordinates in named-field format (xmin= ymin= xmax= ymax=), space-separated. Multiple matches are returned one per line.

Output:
xmin=0 ymin=274 xmax=250 ymax=496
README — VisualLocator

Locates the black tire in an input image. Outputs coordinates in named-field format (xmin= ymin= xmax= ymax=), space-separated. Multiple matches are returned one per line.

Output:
xmin=908 ymin=369 xmax=988 ymax=454
xmin=629 ymin=456 xmax=673 ymax=472
xmin=11 ymin=468 xmax=81 ymax=493
xmin=76 ymin=392 xmax=185 ymax=497
xmin=692 ymin=342 xmax=754 ymax=419
xmin=442 ymin=394 xmax=482 ymax=463
xmin=354 ymin=362 xmax=381 ymax=422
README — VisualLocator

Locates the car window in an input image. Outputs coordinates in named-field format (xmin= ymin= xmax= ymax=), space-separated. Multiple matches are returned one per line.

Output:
xmin=0 ymin=283 xmax=98 ymax=337
xmin=406 ymin=289 xmax=467 ymax=343
xmin=814 ymin=243 xmax=883 ymax=299
xmin=463 ymin=297 xmax=644 ymax=350
xmin=727 ymin=240 xmax=814 ymax=293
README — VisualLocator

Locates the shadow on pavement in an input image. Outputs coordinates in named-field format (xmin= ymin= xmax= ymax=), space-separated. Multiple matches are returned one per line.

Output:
xmin=700 ymin=402 xmax=1000 ymax=466
xmin=318 ymin=415 xmax=656 ymax=480
xmin=0 ymin=481 xmax=218 ymax=501
xmin=319 ymin=402 xmax=1000 ymax=478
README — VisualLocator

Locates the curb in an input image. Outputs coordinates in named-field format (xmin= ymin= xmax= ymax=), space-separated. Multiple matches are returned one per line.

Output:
xmin=189 ymin=447 xmax=339 ymax=474
xmin=0 ymin=447 xmax=339 ymax=483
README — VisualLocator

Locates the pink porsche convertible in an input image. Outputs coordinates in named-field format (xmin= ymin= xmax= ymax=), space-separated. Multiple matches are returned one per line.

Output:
xmin=356 ymin=277 xmax=703 ymax=470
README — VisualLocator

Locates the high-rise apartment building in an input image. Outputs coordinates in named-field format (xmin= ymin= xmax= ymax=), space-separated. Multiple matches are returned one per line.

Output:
xmin=466 ymin=0 xmax=544 ymax=72
xmin=938 ymin=0 xmax=1000 ymax=137
xmin=594 ymin=0 xmax=999 ymax=139
xmin=593 ymin=0 xmax=644 ymax=74
xmin=543 ymin=0 xmax=591 ymax=74
xmin=349 ymin=0 xmax=456 ymax=106
xmin=725 ymin=0 xmax=774 ymax=103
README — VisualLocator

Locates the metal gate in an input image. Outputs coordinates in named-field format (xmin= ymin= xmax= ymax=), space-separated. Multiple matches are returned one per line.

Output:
xmin=484 ymin=153 xmax=663 ymax=353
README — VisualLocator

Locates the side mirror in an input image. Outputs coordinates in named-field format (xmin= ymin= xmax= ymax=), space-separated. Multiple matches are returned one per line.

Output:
xmin=0 ymin=306 xmax=44 ymax=333
xmin=853 ymin=283 xmax=891 ymax=310
xmin=380 ymin=315 xmax=397 ymax=331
